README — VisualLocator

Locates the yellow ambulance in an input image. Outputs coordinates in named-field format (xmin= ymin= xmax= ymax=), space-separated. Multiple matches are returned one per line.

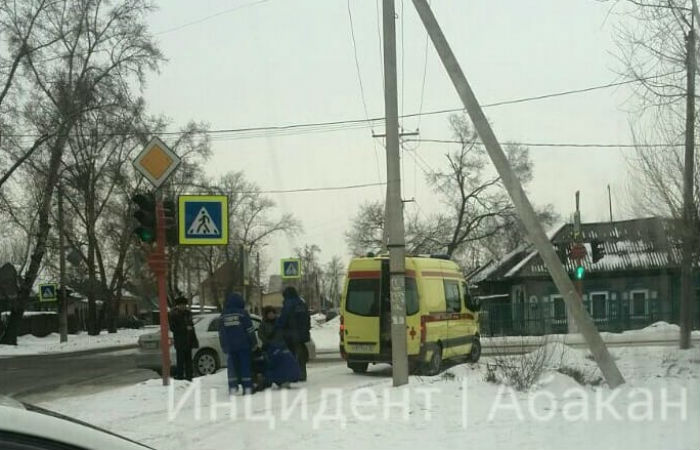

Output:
xmin=339 ymin=254 xmax=481 ymax=375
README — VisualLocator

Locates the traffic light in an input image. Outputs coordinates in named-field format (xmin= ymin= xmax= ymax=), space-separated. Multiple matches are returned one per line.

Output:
xmin=132 ymin=192 xmax=156 ymax=243
xmin=575 ymin=265 xmax=585 ymax=280
xmin=591 ymin=240 xmax=605 ymax=264
xmin=163 ymin=199 xmax=178 ymax=246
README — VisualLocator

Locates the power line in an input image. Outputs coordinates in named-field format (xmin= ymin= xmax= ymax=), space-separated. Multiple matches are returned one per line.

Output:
xmin=405 ymin=138 xmax=684 ymax=148
xmin=155 ymin=0 xmax=273 ymax=36
xmin=346 ymin=0 xmax=383 ymax=190
xmin=347 ymin=0 xmax=372 ymax=126
xmin=4 ymin=72 xmax=680 ymax=139
xmin=248 ymin=181 xmax=386 ymax=194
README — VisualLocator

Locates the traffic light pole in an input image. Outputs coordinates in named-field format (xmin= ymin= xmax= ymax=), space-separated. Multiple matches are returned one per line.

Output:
xmin=152 ymin=197 xmax=171 ymax=386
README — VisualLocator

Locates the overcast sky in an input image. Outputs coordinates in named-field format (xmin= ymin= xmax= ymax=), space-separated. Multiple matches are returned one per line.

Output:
xmin=143 ymin=0 xmax=643 ymax=277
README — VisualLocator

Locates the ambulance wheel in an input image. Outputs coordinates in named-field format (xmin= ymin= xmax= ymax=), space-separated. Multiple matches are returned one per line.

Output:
xmin=348 ymin=362 xmax=368 ymax=373
xmin=468 ymin=338 xmax=481 ymax=363
xmin=425 ymin=345 xmax=443 ymax=376
xmin=194 ymin=349 xmax=219 ymax=376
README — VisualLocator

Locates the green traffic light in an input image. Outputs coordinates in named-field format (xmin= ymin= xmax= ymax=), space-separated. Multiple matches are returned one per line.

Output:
xmin=575 ymin=265 xmax=585 ymax=280
xmin=135 ymin=226 xmax=155 ymax=243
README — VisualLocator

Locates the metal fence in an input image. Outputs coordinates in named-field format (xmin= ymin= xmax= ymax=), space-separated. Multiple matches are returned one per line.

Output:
xmin=480 ymin=298 xmax=698 ymax=337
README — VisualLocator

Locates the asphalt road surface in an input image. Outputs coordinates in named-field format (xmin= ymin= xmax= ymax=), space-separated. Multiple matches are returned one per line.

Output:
xmin=0 ymin=349 xmax=154 ymax=402
xmin=0 ymin=349 xmax=344 ymax=403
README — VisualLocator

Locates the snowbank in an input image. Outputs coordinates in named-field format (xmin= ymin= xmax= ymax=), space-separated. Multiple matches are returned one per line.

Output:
xmin=0 ymin=328 xmax=155 ymax=357
xmin=311 ymin=316 xmax=340 ymax=353
xmin=37 ymin=345 xmax=699 ymax=450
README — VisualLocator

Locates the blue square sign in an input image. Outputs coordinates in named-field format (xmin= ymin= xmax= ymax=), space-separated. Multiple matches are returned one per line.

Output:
xmin=178 ymin=195 xmax=228 ymax=245
xmin=281 ymin=258 xmax=302 ymax=279
xmin=39 ymin=283 xmax=57 ymax=302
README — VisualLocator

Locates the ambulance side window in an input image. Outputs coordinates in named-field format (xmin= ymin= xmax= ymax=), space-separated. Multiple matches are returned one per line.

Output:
xmin=405 ymin=277 xmax=419 ymax=315
xmin=444 ymin=280 xmax=461 ymax=313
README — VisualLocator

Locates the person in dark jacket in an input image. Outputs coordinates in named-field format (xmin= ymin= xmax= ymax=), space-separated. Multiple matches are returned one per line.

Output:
xmin=259 ymin=306 xmax=300 ymax=388
xmin=169 ymin=297 xmax=198 ymax=381
xmin=218 ymin=293 xmax=257 ymax=395
xmin=275 ymin=286 xmax=311 ymax=381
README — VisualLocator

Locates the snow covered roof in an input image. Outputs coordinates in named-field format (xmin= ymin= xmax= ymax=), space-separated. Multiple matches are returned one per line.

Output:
xmin=480 ymin=217 xmax=683 ymax=280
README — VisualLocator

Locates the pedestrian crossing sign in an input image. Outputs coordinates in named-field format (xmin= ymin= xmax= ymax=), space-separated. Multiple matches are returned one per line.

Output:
xmin=178 ymin=195 xmax=228 ymax=245
xmin=281 ymin=258 xmax=302 ymax=279
xmin=39 ymin=283 xmax=57 ymax=302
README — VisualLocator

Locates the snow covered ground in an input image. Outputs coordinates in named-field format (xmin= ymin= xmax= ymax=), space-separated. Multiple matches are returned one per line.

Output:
xmin=311 ymin=316 xmax=340 ymax=353
xmin=0 ymin=328 xmax=156 ymax=357
xmin=37 ymin=344 xmax=700 ymax=450
xmin=482 ymin=322 xmax=700 ymax=349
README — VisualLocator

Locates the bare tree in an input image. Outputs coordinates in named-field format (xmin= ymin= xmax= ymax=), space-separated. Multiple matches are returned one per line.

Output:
xmin=345 ymin=200 xmax=447 ymax=256
xmin=0 ymin=0 xmax=162 ymax=344
xmin=322 ymin=255 xmax=345 ymax=309
xmin=607 ymin=0 xmax=699 ymax=348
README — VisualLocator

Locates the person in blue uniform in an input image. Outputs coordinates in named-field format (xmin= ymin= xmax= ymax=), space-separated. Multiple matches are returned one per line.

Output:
xmin=218 ymin=293 xmax=257 ymax=395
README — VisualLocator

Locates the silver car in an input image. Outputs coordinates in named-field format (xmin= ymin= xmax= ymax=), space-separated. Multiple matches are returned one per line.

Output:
xmin=136 ymin=313 xmax=316 ymax=376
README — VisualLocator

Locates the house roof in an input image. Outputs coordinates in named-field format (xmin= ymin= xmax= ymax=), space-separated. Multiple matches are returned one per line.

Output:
xmin=481 ymin=217 xmax=682 ymax=281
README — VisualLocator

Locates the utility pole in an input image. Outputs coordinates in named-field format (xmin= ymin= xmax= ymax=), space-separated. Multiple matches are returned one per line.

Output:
xmin=374 ymin=130 xmax=419 ymax=253
xmin=383 ymin=0 xmax=409 ymax=387
xmin=607 ymin=184 xmax=613 ymax=223
xmin=569 ymin=191 xmax=583 ymax=335
xmin=58 ymin=183 xmax=67 ymax=343
xmin=680 ymin=26 xmax=695 ymax=350
xmin=411 ymin=0 xmax=625 ymax=388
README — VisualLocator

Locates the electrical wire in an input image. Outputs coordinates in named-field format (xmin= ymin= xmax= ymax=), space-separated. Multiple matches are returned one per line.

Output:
xmin=155 ymin=0 xmax=273 ymax=36
xmin=4 ymin=72 xmax=681 ymax=140
xmin=346 ymin=0 xmax=384 ymax=192
xmin=404 ymin=138 xmax=684 ymax=148
xmin=249 ymin=181 xmax=386 ymax=194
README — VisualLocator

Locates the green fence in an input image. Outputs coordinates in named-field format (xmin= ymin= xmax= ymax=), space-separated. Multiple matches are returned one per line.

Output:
xmin=480 ymin=297 xmax=697 ymax=337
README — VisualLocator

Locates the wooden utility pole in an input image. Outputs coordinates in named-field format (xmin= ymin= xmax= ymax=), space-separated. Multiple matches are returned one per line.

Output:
xmin=58 ymin=183 xmax=67 ymax=343
xmin=383 ymin=0 xmax=409 ymax=387
xmin=680 ymin=27 xmax=695 ymax=350
xmin=411 ymin=0 xmax=625 ymax=388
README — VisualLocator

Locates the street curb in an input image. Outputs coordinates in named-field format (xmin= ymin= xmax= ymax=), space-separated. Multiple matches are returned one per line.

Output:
xmin=0 ymin=343 xmax=137 ymax=360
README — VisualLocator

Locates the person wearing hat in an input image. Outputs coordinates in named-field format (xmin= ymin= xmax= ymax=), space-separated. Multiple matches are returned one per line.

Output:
xmin=218 ymin=292 xmax=258 ymax=395
xmin=169 ymin=296 xmax=198 ymax=381
xmin=275 ymin=286 xmax=311 ymax=381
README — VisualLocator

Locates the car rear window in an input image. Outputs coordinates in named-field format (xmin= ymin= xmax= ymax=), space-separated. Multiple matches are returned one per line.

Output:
xmin=346 ymin=279 xmax=379 ymax=316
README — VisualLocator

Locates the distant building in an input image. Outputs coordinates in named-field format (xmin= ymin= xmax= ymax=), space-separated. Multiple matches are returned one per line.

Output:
xmin=474 ymin=217 xmax=700 ymax=336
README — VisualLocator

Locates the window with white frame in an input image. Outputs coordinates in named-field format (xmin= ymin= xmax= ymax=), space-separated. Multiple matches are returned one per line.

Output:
xmin=630 ymin=290 xmax=648 ymax=317
xmin=590 ymin=291 xmax=608 ymax=319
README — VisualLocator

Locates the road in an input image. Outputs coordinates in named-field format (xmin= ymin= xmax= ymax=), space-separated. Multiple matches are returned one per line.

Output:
xmin=0 ymin=348 xmax=344 ymax=403
xmin=2 ymin=337 xmax=692 ymax=403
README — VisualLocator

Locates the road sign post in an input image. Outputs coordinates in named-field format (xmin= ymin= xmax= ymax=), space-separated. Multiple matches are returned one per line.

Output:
xmin=132 ymin=137 xmax=181 ymax=387
xmin=154 ymin=199 xmax=171 ymax=386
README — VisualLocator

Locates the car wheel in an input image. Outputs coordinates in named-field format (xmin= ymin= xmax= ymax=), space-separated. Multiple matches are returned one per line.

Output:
xmin=468 ymin=337 xmax=481 ymax=363
xmin=194 ymin=349 xmax=219 ymax=376
xmin=424 ymin=345 xmax=443 ymax=376
xmin=348 ymin=362 xmax=368 ymax=373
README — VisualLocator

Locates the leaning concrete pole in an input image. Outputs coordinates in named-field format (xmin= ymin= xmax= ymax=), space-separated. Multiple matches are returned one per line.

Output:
xmin=411 ymin=0 xmax=625 ymax=388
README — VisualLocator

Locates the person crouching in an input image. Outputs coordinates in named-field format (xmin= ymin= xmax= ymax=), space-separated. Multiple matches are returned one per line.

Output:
xmin=259 ymin=306 xmax=300 ymax=388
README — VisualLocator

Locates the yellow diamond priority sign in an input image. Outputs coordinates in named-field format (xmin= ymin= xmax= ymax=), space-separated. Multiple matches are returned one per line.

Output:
xmin=133 ymin=137 xmax=181 ymax=188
